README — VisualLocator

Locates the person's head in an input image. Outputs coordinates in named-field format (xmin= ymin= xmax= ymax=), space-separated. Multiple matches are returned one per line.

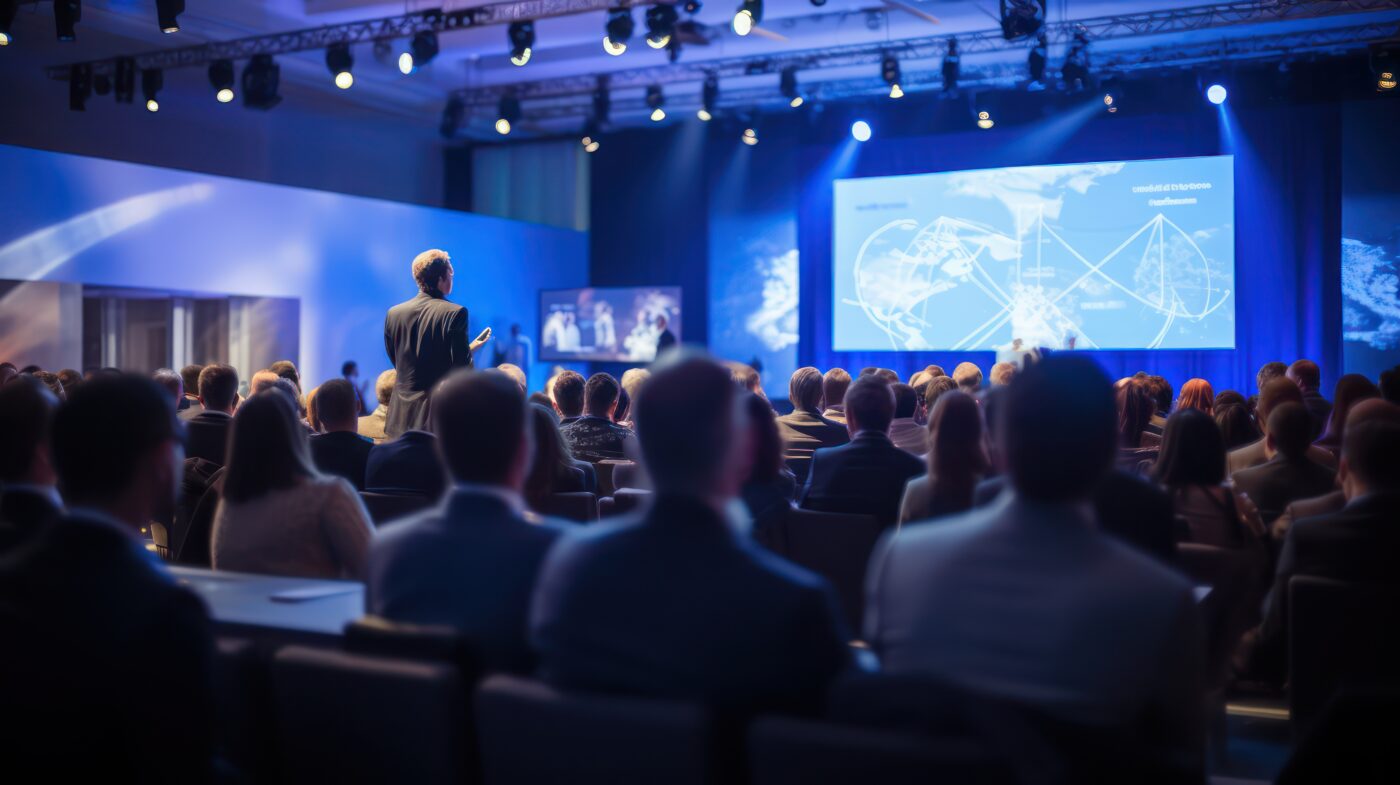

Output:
xmin=56 ymin=368 xmax=82 ymax=393
xmin=927 ymin=390 xmax=988 ymax=486
xmin=614 ymin=386 xmax=631 ymax=424
xmin=0 ymin=375 xmax=61 ymax=488
xmin=341 ymin=360 xmax=358 ymax=380
xmin=551 ymin=370 xmax=586 ymax=418
xmin=1003 ymin=355 xmax=1116 ymax=502
xmin=922 ymin=375 xmax=957 ymax=411
xmin=1153 ymin=408 xmax=1226 ymax=487
xmin=726 ymin=362 xmax=763 ymax=396
xmin=374 ymin=369 xmax=396 ymax=407
xmin=655 ymin=313 xmax=668 ymax=330
xmin=1148 ymin=376 xmax=1173 ymax=414
xmin=1325 ymin=374 xmax=1380 ymax=439
xmin=634 ymin=350 xmax=748 ymax=500
xmin=1257 ymin=377 xmax=1304 ymax=435
xmin=496 ymin=363 xmax=527 ymax=393
xmin=1115 ymin=379 xmax=1154 ymax=448
xmin=1286 ymin=359 xmax=1321 ymax=393
xmin=908 ymin=370 xmax=930 ymax=392
xmin=250 ymin=369 xmax=281 ymax=396
xmin=524 ymin=403 xmax=573 ymax=504
xmin=924 ymin=365 xmax=946 ymax=379
xmin=433 ymin=370 xmax=532 ymax=491
xmin=305 ymin=385 xmax=323 ymax=432
xmin=874 ymin=368 xmax=900 ymax=386
xmin=268 ymin=360 xmax=300 ymax=390
xmin=19 ymin=365 xmax=41 ymax=375
xmin=1214 ymin=404 xmax=1261 ymax=451
xmin=1176 ymin=378 xmax=1215 ymax=416
xmin=891 ymin=383 xmax=918 ymax=419
xmin=221 ymin=391 xmax=317 ymax=504
xmin=1257 ymin=361 xmax=1288 ymax=394
xmin=412 ymin=248 xmax=454 ymax=295
xmin=584 ymin=373 xmax=620 ymax=418
xmin=316 ymin=378 xmax=360 ymax=433
xmin=844 ymin=377 xmax=896 ymax=436
xmin=1338 ymin=400 xmax=1400 ymax=498
xmin=743 ymin=392 xmax=785 ymax=485
xmin=858 ymin=367 xmax=879 ymax=379
xmin=51 ymin=376 xmax=184 ymax=525
xmin=0 ymin=362 xmax=17 ymax=386
xmin=1381 ymin=365 xmax=1400 ymax=404
xmin=152 ymin=368 xmax=183 ymax=404
xmin=1265 ymin=402 xmax=1312 ymax=461
xmin=952 ymin=362 xmax=983 ymax=392
xmin=31 ymin=371 xmax=66 ymax=402
xmin=1215 ymin=389 xmax=1246 ymax=410
xmin=989 ymin=362 xmax=1016 ymax=387
xmin=179 ymin=364 xmax=204 ymax=396
xmin=822 ymin=368 xmax=851 ymax=410
xmin=266 ymin=377 xmax=303 ymax=414
xmin=197 ymin=364 xmax=240 ymax=414
xmin=528 ymin=392 xmax=556 ymax=416
xmin=788 ymin=367 xmax=825 ymax=413
xmin=620 ymin=368 xmax=650 ymax=403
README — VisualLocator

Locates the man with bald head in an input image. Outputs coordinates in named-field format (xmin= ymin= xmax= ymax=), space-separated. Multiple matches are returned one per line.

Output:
xmin=1227 ymin=377 xmax=1336 ymax=475
xmin=1286 ymin=358 xmax=1331 ymax=439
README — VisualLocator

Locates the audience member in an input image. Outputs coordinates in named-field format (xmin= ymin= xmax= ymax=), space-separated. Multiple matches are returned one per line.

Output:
xmin=898 ymin=391 xmax=987 ymax=525
xmin=799 ymin=376 xmax=924 ymax=529
xmin=1215 ymin=389 xmax=1246 ymax=410
xmin=496 ymin=362 xmax=527 ymax=393
xmin=309 ymin=378 xmax=374 ymax=490
xmin=152 ymin=367 xmax=183 ymax=408
xmin=1227 ymin=378 xmax=1336 ymax=474
xmin=269 ymin=359 xmax=301 ymax=391
xmin=0 ymin=361 xmax=16 ymax=386
xmin=866 ymin=355 xmax=1204 ymax=768
xmin=559 ymin=373 xmax=633 ymax=462
xmin=1232 ymin=403 xmax=1337 ymax=525
xmin=184 ymin=364 xmax=239 ymax=465
xmin=1312 ymin=373 xmax=1380 ymax=459
xmin=821 ymin=367 xmax=851 ymax=424
xmin=740 ymin=392 xmax=797 ymax=542
xmin=551 ymin=370 xmax=586 ymax=423
xmin=620 ymin=367 xmax=650 ymax=410
xmin=873 ymin=368 xmax=900 ymax=386
xmin=1117 ymin=379 xmax=1158 ymax=451
xmin=0 ymin=376 xmax=215 ymax=783
xmin=30 ymin=370 xmax=66 ymax=402
xmin=178 ymin=363 xmax=204 ymax=416
xmin=989 ymin=362 xmax=1016 ymax=387
xmin=613 ymin=385 xmax=632 ymax=426
xmin=1176 ymin=378 xmax=1215 ymax=415
xmin=55 ymin=368 xmax=82 ymax=396
xmin=921 ymin=375 xmax=957 ymax=412
xmin=364 ymin=428 xmax=449 ymax=498
xmin=1148 ymin=375 xmax=1174 ymax=431
xmin=531 ymin=351 xmax=851 ymax=712
xmin=358 ymin=369 xmax=395 ymax=444
xmin=1214 ymin=402 xmax=1261 ymax=451
xmin=1286 ymin=359 xmax=1331 ymax=439
xmin=1251 ymin=361 xmax=1288 ymax=412
xmin=523 ymin=403 xmax=588 ymax=509
xmin=368 ymin=371 xmax=572 ymax=673
xmin=212 ymin=391 xmax=372 ymax=579
xmin=1268 ymin=397 xmax=1392 ymax=542
xmin=0 ymin=376 xmax=62 ymax=551
xmin=887 ymin=382 xmax=929 ymax=456
xmin=952 ymin=361 xmax=983 ymax=392
xmin=1152 ymin=409 xmax=1265 ymax=548
xmin=924 ymin=364 xmax=947 ymax=378
xmin=859 ymin=366 xmax=879 ymax=378
xmin=777 ymin=367 xmax=849 ymax=477
xmin=249 ymin=369 xmax=281 ymax=395
xmin=726 ymin=361 xmax=765 ymax=400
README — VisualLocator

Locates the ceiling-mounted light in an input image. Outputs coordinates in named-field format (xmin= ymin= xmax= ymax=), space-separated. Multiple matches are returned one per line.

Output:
xmin=882 ymin=54 xmax=902 ymax=99
xmin=581 ymin=120 xmax=601 ymax=153
xmin=508 ymin=21 xmax=534 ymax=66
xmin=156 ymin=0 xmax=183 ymax=34
xmin=326 ymin=42 xmax=354 ymax=89
xmin=646 ymin=84 xmax=665 ymax=122
xmin=55 ymin=0 xmax=80 ymax=42
xmin=943 ymin=37 xmax=960 ymax=92
xmin=412 ymin=30 xmax=439 ymax=66
xmin=208 ymin=59 xmax=236 ymax=103
xmin=780 ymin=66 xmax=803 ymax=108
xmin=497 ymin=94 xmax=521 ymax=135
xmin=242 ymin=54 xmax=282 ymax=110
xmin=604 ymin=9 xmax=633 ymax=56
xmin=976 ymin=110 xmax=994 ymax=129
xmin=142 ymin=68 xmax=162 ymax=112
xmin=683 ymin=0 xmax=702 ymax=13
xmin=741 ymin=127 xmax=758 ymax=146
xmin=0 ymin=0 xmax=18 ymax=46
xmin=646 ymin=5 xmax=677 ymax=49
xmin=698 ymin=73 xmax=718 ymax=121
xmin=1061 ymin=28 xmax=1091 ymax=91
xmin=732 ymin=0 xmax=761 ymax=36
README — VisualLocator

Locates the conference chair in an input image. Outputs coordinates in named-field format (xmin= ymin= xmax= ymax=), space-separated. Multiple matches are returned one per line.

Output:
xmin=360 ymin=490 xmax=437 ymax=527
xmin=532 ymin=492 xmax=598 ymax=523
xmin=762 ymin=508 xmax=882 ymax=632
xmin=597 ymin=487 xmax=652 ymax=518
xmin=474 ymin=674 xmax=735 ymax=785
xmin=213 ymin=637 xmax=276 ymax=782
xmin=1289 ymin=576 xmax=1400 ymax=736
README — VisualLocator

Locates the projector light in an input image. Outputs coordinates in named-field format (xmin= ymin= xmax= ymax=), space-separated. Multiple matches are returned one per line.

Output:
xmin=889 ymin=83 xmax=904 ymax=99
xmin=651 ymin=107 xmax=666 ymax=122
xmin=697 ymin=108 xmax=712 ymax=121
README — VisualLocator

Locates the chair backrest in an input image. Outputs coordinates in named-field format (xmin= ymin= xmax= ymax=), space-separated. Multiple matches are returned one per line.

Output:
xmin=271 ymin=645 xmax=471 ymax=785
xmin=1289 ymin=576 xmax=1400 ymax=734
xmin=532 ymin=492 xmax=598 ymax=523
xmin=610 ymin=461 xmax=647 ymax=492
xmin=766 ymin=507 xmax=881 ymax=632
xmin=600 ymin=488 xmax=653 ymax=518
xmin=1176 ymin=542 xmax=1266 ymax=690
xmin=474 ymin=674 xmax=727 ymax=785
xmin=213 ymin=637 xmax=275 ymax=781
xmin=344 ymin=615 xmax=481 ymax=674
xmin=360 ymin=491 xmax=436 ymax=527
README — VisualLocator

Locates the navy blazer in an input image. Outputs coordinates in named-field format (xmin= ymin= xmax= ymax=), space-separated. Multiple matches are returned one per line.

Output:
xmin=310 ymin=430 xmax=375 ymax=491
xmin=384 ymin=291 xmax=473 ymax=439
xmin=799 ymin=432 xmax=925 ymax=529
xmin=531 ymin=494 xmax=852 ymax=712
xmin=367 ymin=489 xmax=571 ymax=674
xmin=364 ymin=430 xmax=447 ymax=498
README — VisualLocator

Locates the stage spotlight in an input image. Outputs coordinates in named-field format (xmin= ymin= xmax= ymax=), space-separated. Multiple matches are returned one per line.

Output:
xmin=646 ymin=5 xmax=677 ymax=49
xmin=604 ymin=9 xmax=633 ymax=55
xmin=412 ymin=30 xmax=439 ymax=66
xmin=209 ymin=59 xmax=236 ymax=103
xmin=741 ymin=127 xmax=758 ymax=146
xmin=999 ymin=0 xmax=1045 ymax=41
xmin=242 ymin=54 xmax=282 ymax=110
xmin=683 ymin=0 xmax=702 ymax=13
xmin=1101 ymin=77 xmax=1121 ymax=113
xmin=1381 ymin=71 xmax=1397 ymax=91
xmin=399 ymin=51 xmax=415 ymax=74
xmin=156 ymin=0 xmax=183 ymax=33
xmin=141 ymin=68 xmax=162 ymax=112
xmin=1027 ymin=33 xmax=1047 ymax=89
xmin=699 ymin=74 xmax=718 ymax=121
xmin=496 ymin=94 xmax=521 ymax=135
xmin=327 ymin=42 xmax=354 ymax=89
xmin=976 ymin=110 xmax=994 ymax=129
xmin=581 ymin=121 xmax=601 ymax=153
xmin=114 ymin=57 xmax=135 ymax=103
xmin=1206 ymin=83 xmax=1227 ymax=104
xmin=942 ymin=38 xmax=960 ymax=92
xmin=647 ymin=84 xmax=665 ymax=122
xmin=0 ymin=0 xmax=17 ymax=46
xmin=1370 ymin=41 xmax=1397 ymax=91
xmin=780 ymin=66 xmax=802 ymax=108
xmin=440 ymin=97 xmax=464 ymax=139
xmin=55 ymin=0 xmax=80 ymax=42
xmin=733 ymin=0 xmax=761 ymax=37
xmin=69 ymin=63 xmax=91 ymax=111
xmin=882 ymin=54 xmax=902 ymax=99
xmin=810 ymin=0 xmax=826 ymax=5
xmin=851 ymin=120 xmax=871 ymax=142
xmin=508 ymin=21 xmax=534 ymax=66
xmin=1061 ymin=28 xmax=1090 ymax=91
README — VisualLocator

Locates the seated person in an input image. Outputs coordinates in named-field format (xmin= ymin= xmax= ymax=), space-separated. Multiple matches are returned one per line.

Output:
xmin=184 ymin=364 xmax=239 ymax=465
xmin=1228 ymin=378 xmax=1336 ymax=474
xmin=358 ymin=369 xmax=395 ymax=444
xmin=1232 ymin=403 xmax=1337 ymax=526
xmin=551 ymin=370 xmax=587 ymax=426
xmin=0 ymin=376 xmax=63 ymax=551
xmin=558 ymin=373 xmax=634 ymax=463
xmin=887 ymin=383 xmax=930 ymax=456
xmin=309 ymin=379 xmax=375 ymax=490
xmin=898 ymin=391 xmax=987 ymax=525
xmin=820 ymin=368 xmax=851 ymax=424
xmin=368 ymin=371 xmax=572 ymax=674
xmin=777 ymin=367 xmax=849 ymax=471
xmin=523 ymin=403 xmax=589 ymax=510
xmin=739 ymin=393 xmax=797 ymax=543
xmin=532 ymin=351 xmax=852 ymax=713
xmin=1152 ymin=408 xmax=1266 ymax=549
xmin=365 ymin=429 xmax=449 ymax=498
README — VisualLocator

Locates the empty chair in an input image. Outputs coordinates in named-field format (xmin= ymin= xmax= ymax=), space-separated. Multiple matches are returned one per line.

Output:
xmin=532 ymin=492 xmax=598 ymax=523
xmin=360 ymin=491 xmax=437 ymax=527
xmin=1289 ymin=576 xmax=1400 ymax=735
xmin=271 ymin=645 xmax=472 ymax=785
xmin=762 ymin=507 xmax=881 ymax=632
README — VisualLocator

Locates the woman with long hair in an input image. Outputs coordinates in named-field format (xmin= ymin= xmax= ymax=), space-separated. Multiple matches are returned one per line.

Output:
xmin=523 ymin=403 xmax=587 ymax=510
xmin=1313 ymin=374 xmax=1380 ymax=459
xmin=897 ymin=391 xmax=989 ymax=525
xmin=1176 ymin=378 xmax=1215 ymax=416
xmin=1214 ymin=403 xmax=1262 ymax=451
xmin=1152 ymin=408 xmax=1264 ymax=548
xmin=741 ymin=393 xmax=797 ymax=544
xmin=211 ymin=390 xmax=373 ymax=579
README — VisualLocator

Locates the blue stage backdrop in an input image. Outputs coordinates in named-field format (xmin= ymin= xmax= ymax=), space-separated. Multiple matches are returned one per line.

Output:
xmin=1341 ymin=100 xmax=1400 ymax=381
xmin=0 ymin=144 xmax=589 ymax=389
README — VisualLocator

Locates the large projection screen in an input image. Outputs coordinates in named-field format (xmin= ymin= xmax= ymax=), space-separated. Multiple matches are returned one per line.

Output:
xmin=832 ymin=155 xmax=1235 ymax=352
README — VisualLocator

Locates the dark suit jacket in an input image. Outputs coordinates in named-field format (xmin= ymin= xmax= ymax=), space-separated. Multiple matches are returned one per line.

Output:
xmin=655 ymin=328 xmax=677 ymax=356
xmin=184 ymin=410 xmax=232 ymax=465
xmin=1231 ymin=454 xmax=1336 ymax=525
xmin=310 ymin=430 xmax=375 ymax=491
xmin=0 ymin=487 xmax=62 ymax=553
xmin=384 ymin=291 xmax=472 ymax=439
xmin=1300 ymin=389 xmax=1332 ymax=441
xmin=178 ymin=396 xmax=204 ymax=420
xmin=367 ymin=489 xmax=571 ymax=674
xmin=0 ymin=513 xmax=215 ymax=783
xmin=799 ymin=432 xmax=925 ymax=529
xmin=531 ymin=494 xmax=852 ymax=712
xmin=365 ymin=430 xmax=447 ymax=498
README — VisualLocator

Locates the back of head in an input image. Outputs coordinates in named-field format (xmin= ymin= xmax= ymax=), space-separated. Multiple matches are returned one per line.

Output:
xmin=250 ymin=369 xmax=281 ymax=395
xmin=180 ymin=364 xmax=204 ymax=395
xmin=1258 ymin=377 xmax=1304 ymax=429
xmin=412 ymin=248 xmax=452 ymax=292
xmin=375 ymin=369 xmax=396 ymax=406
xmin=858 ymin=367 xmax=879 ymax=379
xmin=744 ymin=392 xmax=784 ymax=483
xmin=1343 ymin=417 xmax=1400 ymax=494
xmin=1215 ymin=389 xmax=1246 ymax=409
xmin=496 ymin=363 xmax=527 ymax=392
xmin=222 ymin=391 xmax=315 ymax=504
xmin=0 ymin=376 xmax=60 ymax=484
xmin=56 ymin=368 xmax=82 ymax=392
xmin=434 ymin=370 xmax=530 ymax=487
xmin=198 ymin=364 xmax=240 ymax=412
xmin=1327 ymin=374 xmax=1380 ymax=435
xmin=908 ymin=370 xmax=929 ymax=392
xmin=1287 ymin=359 xmax=1321 ymax=392
xmin=1149 ymin=376 xmax=1173 ymax=413
xmin=51 ymin=376 xmax=180 ymax=506
xmin=1153 ymin=408 xmax=1225 ymax=486
xmin=635 ymin=351 xmax=740 ymax=496
xmin=788 ymin=367 xmax=824 ymax=412
xmin=1266 ymin=402 xmax=1312 ymax=460
xmin=822 ymin=368 xmax=851 ymax=409
xmin=989 ymin=362 xmax=1016 ymax=387
xmin=524 ymin=403 xmax=569 ymax=502
xmin=584 ymin=372 xmax=620 ymax=417
xmin=620 ymin=368 xmax=651 ymax=401
xmin=874 ymin=368 xmax=900 ymax=386
xmin=922 ymin=375 xmax=957 ymax=411
xmin=316 ymin=378 xmax=359 ymax=430
xmin=1257 ymin=361 xmax=1288 ymax=393
xmin=891 ymin=383 xmax=917 ymax=419
xmin=31 ymin=371 xmax=66 ymax=401
xmin=845 ymin=377 xmax=896 ymax=435
xmin=952 ymin=362 xmax=983 ymax=392
xmin=1177 ymin=378 xmax=1215 ymax=414
xmin=726 ymin=362 xmax=761 ymax=394
xmin=1214 ymin=403 xmax=1261 ymax=451
xmin=341 ymin=361 xmax=357 ymax=377
xmin=1004 ymin=355 xmax=1116 ymax=502
xmin=552 ymin=371 xmax=586 ymax=417
xmin=152 ymin=368 xmax=183 ymax=402
xmin=924 ymin=365 xmax=946 ymax=378
xmin=929 ymin=390 xmax=987 ymax=482
xmin=269 ymin=378 xmax=304 ymax=414
xmin=269 ymin=360 xmax=300 ymax=389
xmin=1115 ymin=380 xmax=1154 ymax=448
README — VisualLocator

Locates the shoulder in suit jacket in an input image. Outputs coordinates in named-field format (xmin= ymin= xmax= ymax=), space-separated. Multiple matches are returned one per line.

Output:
xmin=1231 ymin=454 xmax=1336 ymax=525
xmin=799 ymin=432 xmax=925 ymax=529
xmin=184 ymin=409 xmax=233 ymax=465
xmin=777 ymin=410 xmax=850 ymax=458
xmin=0 ymin=487 xmax=62 ymax=553
xmin=1228 ymin=438 xmax=1337 ymax=476
xmin=365 ymin=430 xmax=447 ymax=498
xmin=383 ymin=291 xmax=472 ymax=438
xmin=310 ymin=430 xmax=375 ymax=491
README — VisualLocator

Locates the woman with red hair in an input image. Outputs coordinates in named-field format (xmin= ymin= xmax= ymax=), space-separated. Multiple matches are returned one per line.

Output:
xmin=1176 ymin=378 xmax=1215 ymax=416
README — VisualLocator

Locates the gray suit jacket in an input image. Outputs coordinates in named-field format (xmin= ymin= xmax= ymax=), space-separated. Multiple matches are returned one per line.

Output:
xmin=1226 ymin=437 xmax=1336 ymax=476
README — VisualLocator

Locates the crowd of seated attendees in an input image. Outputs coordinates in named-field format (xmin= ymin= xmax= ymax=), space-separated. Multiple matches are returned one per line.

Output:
xmin=1 ymin=348 xmax=1399 ymax=782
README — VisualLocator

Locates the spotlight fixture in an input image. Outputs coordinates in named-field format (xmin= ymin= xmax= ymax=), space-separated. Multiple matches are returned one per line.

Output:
xmin=780 ymin=66 xmax=802 ymax=108
xmin=942 ymin=37 xmax=960 ymax=92
xmin=604 ymin=9 xmax=633 ymax=56
xmin=999 ymin=0 xmax=1046 ymax=42
xmin=1061 ymin=28 xmax=1090 ymax=91
xmin=733 ymin=0 xmax=761 ymax=37
xmin=55 ymin=0 xmax=80 ymax=42
xmin=156 ymin=0 xmax=183 ymax=33
xmin=581 ymin=121 xmax=601 ymax=153
xmin=508 ymin=21 xmax=534 ymax=66
xmin=810 ymin=0 xmax=826 ymax=6
xmin=976 ymin=110 xmax=994 ymax=129
xmin=69 ymin=63 xmax=91 ymax=111
xmin=683 ymin=0 xmax=702 ymax=13
xmin=114 ymin=57 xmax=135 ymax=103
xmin=699 ymin=74 xmax=718 ymax=121
xmin=1101 ymin=77 xmax=1121 ymax=113
xmin=242 ymin=54 xmax=282 ymax=110
xmin=646 ymin=84 xmax=665 ymax=122
xmin=1381 ymin=70 xmax=1397 ymax=91
xmin=1371 ymin=42 xmax=1397 ymax=90
xmin=208 ymin=59 xmax=236 ymax=103
xmin=0 ymin=0 xmax=16 ymax=46
xmin=412 ymin=30 xmax=439 ymax=66
xmin=882 ymin=54 xmax=902 ymax=99
xmin=1206 ymin=83 xmax=1227 ymax=105
xmin=440 ymin=97 xmax=464 ymax=139
xmin=1027 ymin=33 xmax=1047 ymax=89
xmin=646 ymin=5 xmax=677 ymax=49
xmin=741 ymin=127 xmax=758 ymax=146
xmin=141 ymin=68 xmax=162 ymax=113
xmin=496 ymin=94 xmax=521 ymax=135
xmin=399 ymin=51 xmax=415 ymax=75
xmin=851 ymin=120 xmax=871 ymax=142
xmin=327 ymin=42 xmax=354 ymax=89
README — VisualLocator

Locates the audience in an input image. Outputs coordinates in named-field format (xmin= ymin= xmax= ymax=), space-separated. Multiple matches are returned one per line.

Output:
xmin=152 ymin=367 xmax=184 ymax=406
xmin=0 ymin=376 xmax=63 ymax=552
xmin=799 ymin=376 xmax=924 ymax=529
xmin=551 ymin=370 xmax=587 ymax=424
xmin=368 ymin=370 xmax=572 ymax=673
xmin=726 ymin=361 xmax=766 ymax=401
xmin=1311 ymin=373 xmax=1380 ymax=459
xmin=921 ymin=374 xmax=957 ymax=412
xmin=989 ymin=361 xmax=1016 ymax=386
xmin=886 ymin=382 xmax=929 ymax=456
xmin=357 ymin=369 xmax=395 ymax=444
xmin=1215 ymin=401 xmax=1262 ymax=451
xmin=531 ymin=351 xmax=851 ymax=712
xmin=952 ymin=361 xmax=983 ymax=392
xmin=364 ymin=427 xmax=449 ymax=498
xmin=30 ymin=370 xmax=66 ymax=401
xmin=211 ymin=391 xmax=374 ymax=579
xmin=558 ymin=372 xmax=633 ymax=462
xmin=249 ymin=368 xmax=281 ymax=395
xmin=1227 ymin=377 xmax=1336 ymax=474
xmin=1176 ymin=378 xmax=1215 ymax=415
xmin=495 ymin=362 xmax=527 ymax=393
xmin=184 ymin=364 xmax=239 ymax=465
xmin=178 ymin=363 xmax=204 ymax=416
xmin=269 ymin=358 xmax=302 ymax=391
xmin=821 ymin=367 xmax=851 ymax=424
xmin=56 ymin=367 xmax=82 ymax=396
xmin=1151 ymin=409 xmax=1265 ymax=548
xmin=897 ymin=390 xmax=987 ymax=525
xmin=776 ymin=367 xmax=849 ymax=477
xmin=866 ymin=355 xmax=1204 ymax=770
xmin=1251 ymin=361 xmax=1289 ymax=412
xmin=1231 ymin=402 xmax=1337 ymax=525
xmin=309 ymin=378 xmax=375 ymax=490
xmin=1286 ymin=359 xmax=1331 ymax=439
xmin=523 ymin=403 xmax=588 ymax=509
xmin=740 ymin=392 xmax=797 ymax=541
xmin=1147 ymin=375 xmax=1174 ymax=431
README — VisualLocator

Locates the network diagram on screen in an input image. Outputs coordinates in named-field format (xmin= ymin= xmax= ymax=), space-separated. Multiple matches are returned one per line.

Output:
xmin=832 ymin=155 xmax=1235 ymax=352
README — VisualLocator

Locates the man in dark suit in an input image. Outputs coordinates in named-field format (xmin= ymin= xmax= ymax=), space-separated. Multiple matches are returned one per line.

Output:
xmin=1287 ymin=358 xmax=1332 ymax=441
xmin=383 ymin=249 xmax=491 ymax=439
xmin=778 ymin=367 xmax=849 ymax=485
xmin=0 ymin=376 xmax=215 ymax=784
xmin=820 ymin=367 xmax=851 ymax=424
xmin=799 ymin=376 xmax=924 ymax=529
xmin=0 ymin=376 xmax=63 ymax=552
xmin=654 ymin=313 xmax=677 ymax=357
xmin=1232 ymin=402 xmax=1336 ymax=525
xmin=1228 ymin=377 xmax=1336 ymax=474
xmin=559 ymin=373 xmax=634 ymax=462
xmin=183 ymin=363 xmax=238 ymax=465
xmin=369 ymin=371 xmax=572 ymax=674
xmin=309 ymin=378 xmax=374 ymax=490
xmin=365 ymin=429 xmax=448 ymax=498
xmin=532 ymin=351 xmax=852 ymax=712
